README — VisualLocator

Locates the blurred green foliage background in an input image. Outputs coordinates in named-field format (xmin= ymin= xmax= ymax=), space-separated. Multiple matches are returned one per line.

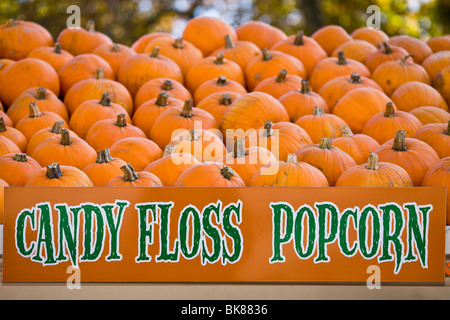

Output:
xmin=1 ymin=0 xmax=448 ymax=46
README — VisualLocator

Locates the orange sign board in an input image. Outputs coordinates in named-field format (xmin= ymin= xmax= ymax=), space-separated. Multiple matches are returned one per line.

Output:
xmin=2 ymin=186 xmax=447 ymax=283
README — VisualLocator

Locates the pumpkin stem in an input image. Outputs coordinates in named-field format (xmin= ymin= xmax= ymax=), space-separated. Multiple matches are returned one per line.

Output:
xmin=275 ymin=69 xmax=288 ymax=83
xmin=121 ymin=163 xmax=139 ymax=182
xmin=173 ymin=37 xmax=184 ymax=49
xmin=28 ymin=102 xmax=42 ymax=118
xmin=46 ymin=163 xmax=63 ymax=179
xmin=232 ymin=138 xmax=246 ymax=158
xmin=219 ymin=93 xmax=233 ymax=106
xmin=221 ymin=166 xmax=235 ymax=180
xmin=150 ymin=46 xmax=160 ymax=58
xmin=5 ymin=18 xmax=17 ymax=27
xmin=261 ymin=48 xmax=272 ymax=61
xmin=115 ymin=113 xmax=128 ymax=127
xmin=163 ymin=144 xmax=176 ymax=156
xmin=0 ymin=118 xmax=6 ymax=132
xmin=400 ymin=54 xmax=414 ymax=65
xmin=340 ymin=125 xmax=354 ymax=137
xmin=160 ymin=80 xmax=173 ymax=91
xmin=293 ymin=30 xmax=304 ymax=46
xmin=50 ymin=121 xmax=65 ymax=134
xmin=319 ymin=137 xmax=333 ymax=149
xmin=86 ymin=20 xmax=96 ymax=33
xmin=392 ymin=130 xmax=408 ymax=152
xmin=53 ymin=42 xmax=62 ymax=54
xmin=188 ymin=129 xmax=201 ymax=141
xmin=384 ymin=102 xmax=396 ymax=118
xmin=350 ymin=73 xmax=362 ymax=83
xmin=366 ymin=152 xmax=379 ymax=170
xmin=336 ymin=50 xmax=347 ymax=65
xmin=96 ymin=148 xmax=113 ymax=163
xmin=382 ymin=41 xmax=392 ymax=54
xmin=214 ymin=54 xmax=225 ymax=65
xmin=263 ymin=120 xmax=274 ymax=137
xmin=36 ymin=87 xmax=47 ymax=100
xmin=224 ymin=34 xmax=235 ymax=49
xmin=155 ymin=92 xmax=169 ymax=107
xmin=13 ymin=153 xmax=28 ymax=162
xmin=286 ymin=153 xmax=298 ymax=164
xmin=313 ymin=105 xmax=325 ymax=116
xmin=180 ymin=99 xmax=194 ymax=118
xmin=445 ymin=120 xmax=450 ymax=136
xmin=111 ymin=44 xmax=121 ymax=53
xmin=98 ymin=92 xmax=111 ymax=106
xmin=300 ymin=80 xmax=311 ymax=94
xmin=94 ymin=68 xmax=105 ymax=80
xmin=217 ymin=75 xmax=227 ymax=86
xmin=60 ymin=129 xmax=72 ymax=146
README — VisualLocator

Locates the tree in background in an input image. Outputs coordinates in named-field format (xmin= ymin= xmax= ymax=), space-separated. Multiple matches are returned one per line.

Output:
xmin=0 ymin=0 xmax=448 ymax=46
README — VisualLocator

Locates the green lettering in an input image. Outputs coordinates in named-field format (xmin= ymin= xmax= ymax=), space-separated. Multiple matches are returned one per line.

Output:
xmin=15 ymin=208 xmax=36 ymax=257
xmin=293 ymin=205 xmax=316 ymax=259
xmin=201 ymin=202 xmax=222 ymax=265
xmin=379 ymin=203 xmax=405 ymax=273
xmin=405 ymin=203 xmax=431 ymax=268
xmin=32 ymin=203 xmax=56 ymax=265
xmin=315 ymin=202 xmax=339 ymax=263
xmin=80 ymin=203 xmax=105 ymax=261
xmin=103 ymin=201 xmax=129 ymax=261
xmin=339 ymin=208 xmax=358 ymax=257
xmin=55 ymin=204 xmax=81 ymax=266
xmin=358 ymin=205 xmax=380 ymax=259
xmin=135 ymin=203 xmax=158 ymax=262
xmin=156 ymin=202 xmax=179 ymax=262
xmin=179 ymin=206 xmax=201 ymax=259
xmin=222 ymin=201 xmax=243 ymax=265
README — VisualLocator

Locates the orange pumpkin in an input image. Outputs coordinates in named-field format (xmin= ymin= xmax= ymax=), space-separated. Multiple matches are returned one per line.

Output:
xmin=56 ymin=20 xmax=113 ymax=56
xmin=131 ymin=31 xmax=173 ymax=53
xmin=332 ymin=87 xmax=392 ymax=133
xmin=0 ymin=178 xmax=8 ymax=223
xmin=236 ymin=21 xmax=287 ymax=51
xmin=271 ymin=30 xmax=327 ymax=77
xmin=294 ymin=137 xmax=357 ymax=186
xmin=174 ymin=161 xmax=246 ymax=187
xmin=421 ymin=157 xmax=450 ymax=225
xmin=390 ymin=81 xmax=449 ymax=112
xmin=7 ymin=87 xmax=69 ymax=125
xmin=194 ymin=75 xmax=247 ymax=104
xmin=31 ymin=129 xmax=97 ymax=170
xmin=25 ymin=162 xmax=93 ymax=187
xmin=0 ymin=135 xmax=20 ymax=157
xmin=185 ymin=54 xmax=245 ymax=95
xmin=107 ymin=163 xmax=163 ymax=187
xmin=26 ymin=121 xmax=78 ymax=156
xmin=420 ymin=50 xmax=450 ymax=84
xmin=336 ymin=152 xmax=413 ymax=187
xmin=435 ymin=65 xmax=450 ymax=107
xmin=0 ymin=19 xmax=54 ymax=60
xmin=371 ymin=54 xmax=430 ymax=96
xmin=133 ymin=77 xmax=192 ymax=110
xmin=318 ymin=72 xmax=383 ymax=112
xmin=82 ymin=148 xmax=127 ymax=187
xmin=331 ymin=125 xmax=380 ymax=165
xmin=410 ymin=106 xmax=450 ymax=125
xmin=0 ymin=117 xmax=27 ymax=153
xmin=93 ymin=43 xmax=136 ymax=79
xmin=196 ymin=92 xmax=242 ymax=125
xmin=117 ymin=47 xmax=184 ymax=97
xmin=244 ymin=48 xmax=306 ymax=91
xmin=308 ymin=50 xmax=371 ymax=92
xmin=210 ymin=34 xmax=261 ymax=70
xmin=362 ymin=102 xmax=423 ymax=144
xmin=427 ymin=36 xmax=450 ymax=53
xmin=295 ymin=106 xmax=348 ymax=144
xmin=27 ymin=42 xmax=74 ymax=72
xmin=414 ymin=121 xmax=450 ymax=159
xmin=150 ymin=99 xmax=218 ymax=150
xmin=58 ymin=53 xmax=115 ymax=95
xmin=183 ymin=16 xmax=237 ymax=56
xmin=350 ymin=27 xmax=389 ymax=48
xmin=278 ymin=79 xmax=329 ymax=122
xmin=69 ymin=92 xmax=131 ymax=139
xmin=331 ymin=39 xmax=378 ymax=64
xmin=374 ymin=130 xmax=440 ymax=186
xmin=250 ymin=153 xmax=329 ymax=187
xmin=387 ymin=35 xmax=433 ymax=64
xmin=244 ymin=120 xmax=312 ymax=161
xmin=311 ymin=25 xmax=353 ymax=56
xmin=64 ymin=68 xmax=133 ymax=116
xmin=167 ymin=129 xmax=227 ymax=162
xmin=253 ymin=69 xmax=304 ymax=99
xmin=85 ymin=113 xmax=147 ymax=151
xmin=132 ymin=92 xmax=184 ymax=137
xmin=0 ymin=58 xmax=60 ymax=107
xmin=14 ymin=102 xmax=68 ymax=141
xmin=143 ymin=148 xmax=199 ymax=186
xmin=0 ymin=153 xmax=41 ymax=186
xmin=144 ymin=36 xmax=203 ymax=77
xmin=221 ymin=139 xmax=277 ymax=186
xmin=109 ymin=136 xmax=163 ymax=172
xmin=365 ymin=41 xmax=410 ymax=73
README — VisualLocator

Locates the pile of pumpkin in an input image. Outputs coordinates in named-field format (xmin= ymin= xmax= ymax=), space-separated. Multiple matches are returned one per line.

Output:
xmin=0 ymin=17 xmax=449 ymax=223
